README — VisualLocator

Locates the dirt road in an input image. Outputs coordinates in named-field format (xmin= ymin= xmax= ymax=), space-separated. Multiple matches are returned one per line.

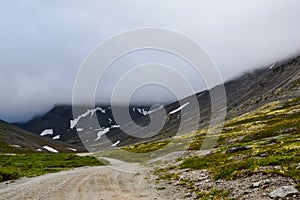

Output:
xmin=0 ymin=158 xmax=166 ymax=200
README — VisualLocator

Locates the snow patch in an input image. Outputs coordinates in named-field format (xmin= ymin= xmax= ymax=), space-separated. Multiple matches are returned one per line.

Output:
xmin=219 ymin=107 xmax=227 ymax=112
xmin=111 ymin=140 xmax=120 ymax=147
xmin=37 ymin=149 xmax=42 ymax=152
xmin=40 ymin=129 xmax=54 ymax=136
xmin=70 ymin=107 xmax=106 ymax=129
xmin=76 ymin=128 xmax=83 ymax=132
xmin=269 ymin=64 xmax=276 ymax=69
xmin=148 ymin=105 xmax=164 ymax=114
xmin=12 ymin=144 xmax=21 ymax=148
xmin=94 ymin=125 xmax=120 ymax=141
xmin=137 ymin=108 xmax=149 ymax=115
xmin=43 ymin=146 xmax=59 ymax=153
xmin=90 ymin=107 xmax=106 ymax=115
xmin=67 ymin=147 xmax=77 ymax=152
xmin=198 ymin=92 xmax=206 ymax=97
xmin=94 ymin=128 xmax=110 ymax=141
xmin=52 ymin=135 xmax=60 ymax=140
xmin=169 ymin=102 xmax=190 ymax=114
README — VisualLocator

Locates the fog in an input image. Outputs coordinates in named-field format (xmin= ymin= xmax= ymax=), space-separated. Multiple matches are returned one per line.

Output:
xmin=1 ymin=0 xmax=300 ymax=122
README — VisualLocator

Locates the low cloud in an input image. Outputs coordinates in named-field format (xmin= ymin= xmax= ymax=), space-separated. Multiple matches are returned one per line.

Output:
xmin=1 ymin=0 xmax=300 ymax=122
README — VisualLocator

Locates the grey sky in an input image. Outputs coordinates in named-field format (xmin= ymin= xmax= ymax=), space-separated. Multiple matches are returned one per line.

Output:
xmin=1 ymin=0 xmax=300 ymax=122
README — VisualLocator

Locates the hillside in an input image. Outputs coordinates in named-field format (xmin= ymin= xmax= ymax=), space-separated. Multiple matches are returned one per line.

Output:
xmin=3 ymin=54 xmax=300 ymax=200
xmin=0 ymin=119 xmax=85 ymax=153
xmin=18 ymin=105 xmax=153 ymax=146
xmin=101 ymin=57 xmax=300 ymax=199
xmin=17 ymin=55 xmax=300 ymax=153
xmin=151 ymin=93 xmax=300 ymax=199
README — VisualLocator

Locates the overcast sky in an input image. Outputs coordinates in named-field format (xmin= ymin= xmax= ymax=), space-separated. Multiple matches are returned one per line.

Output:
xmin=1 ymin=0 xmax=300 ymax=122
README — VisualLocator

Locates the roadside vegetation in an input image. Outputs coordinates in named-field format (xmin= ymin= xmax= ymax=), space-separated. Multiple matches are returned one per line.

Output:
xmin=91 ymin=96 xmax=300 ymax=199
xmin=127 ymin=96 xmax=300 ymax=198
xmin=0 ymin=153 xmax=108 ymax=182
xmin=179 ymin=98 xmax=300 ymax=182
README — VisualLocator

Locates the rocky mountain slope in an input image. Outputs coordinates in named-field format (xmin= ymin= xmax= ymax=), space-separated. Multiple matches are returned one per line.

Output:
xmin=5 ymin=54 xmax=300 ymax=199
xmin=17 ymin=55 xmax=300 ymax=152
xmin=18 ymin=105 xmax=153 ymax=146
xmin=92 ymin=55 xmax=300 ymax=199
xmin=0 ymin=119 xmax=85 ymax=153
xmin=151 ymin=95 xmax=300 ymax=199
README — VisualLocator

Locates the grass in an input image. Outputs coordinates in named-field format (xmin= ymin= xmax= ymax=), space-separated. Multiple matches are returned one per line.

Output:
xmin=0 ymin=153 xmax=108 ymax=182
xmin=178 ymin=98 xmax=300 ymax=182
xmin=152 ymin=97 xmax=300 ymax=198
xmin=179 ymin=148 xmax=299 ymax=181
xmin=94 ymin=96 xmax=300 ymax=198
xmin=122 ymin=141 xmax=169 ymax=153
xmin=197 ymin=188 xmax=231 ymax=200
xmin=156 ymin=186 xmax=167 ymax=190
xmin=95 ymin=138 xmax=191 ymax=163
xmin=0 ymin=140 xmax=32 ymax=154
xmin=155 ymin=172 xmax=180 ymax=181
xmin=180 ymin=135 xmax=300 ymax=181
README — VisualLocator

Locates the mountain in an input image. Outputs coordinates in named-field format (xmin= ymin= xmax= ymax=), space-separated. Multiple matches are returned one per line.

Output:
xmin=18 ymin=105 xmax=154 ymax=146
xmin=0 ymin=119 xmax=85 ymax=153
xmin=17 ymin=54 xmax=300 ymax=151
xmin=150 ymin=58 xmax=300 ymax=200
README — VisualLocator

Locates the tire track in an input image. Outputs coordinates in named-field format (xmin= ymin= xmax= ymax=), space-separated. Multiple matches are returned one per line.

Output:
xmin=0 ymin=165 xmax=164 ymax=200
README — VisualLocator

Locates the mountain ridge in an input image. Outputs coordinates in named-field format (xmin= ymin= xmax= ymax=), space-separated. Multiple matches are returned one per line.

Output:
xmin=16 ymin=54 xmax=300 ymax=150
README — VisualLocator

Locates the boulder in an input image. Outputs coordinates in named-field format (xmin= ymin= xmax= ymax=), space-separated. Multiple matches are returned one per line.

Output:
xmin=226 ymin=146 xmax=251 ymax=154
xmin=251 ymin=180 xmax=262 ymax=188
xmin=269 ymin=186 xmax=299 ymax=198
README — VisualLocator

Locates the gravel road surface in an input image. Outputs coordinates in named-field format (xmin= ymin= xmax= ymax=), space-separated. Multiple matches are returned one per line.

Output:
xmin=0 ymin=158 xmax=166 ymax=200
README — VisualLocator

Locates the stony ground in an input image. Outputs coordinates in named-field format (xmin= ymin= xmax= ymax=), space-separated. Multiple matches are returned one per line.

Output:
xmin=151 ymin=165 xmax=299 ymax=200
xmin=0 ymin=155 xmax=298 ymax=200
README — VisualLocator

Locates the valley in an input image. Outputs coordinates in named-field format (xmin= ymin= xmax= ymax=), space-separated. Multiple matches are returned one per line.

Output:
xmin=0 ymin=55 xmax=300 ymax=199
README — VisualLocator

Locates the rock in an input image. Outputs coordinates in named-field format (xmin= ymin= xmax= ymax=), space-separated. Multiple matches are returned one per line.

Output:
xmin=266 ymin=115 xmax=275 ymax=119
xmin=274 ymin=166 xmax=282 ymax=170
xmin=226 ymin=146 xmax=251 ymax=154
xmin=262 ymin=185 xmax=269 ymax=189
xmin=243 ymin=190 xmax=251 ymax=195
xmin=296 ymin=163 xmax=300 ymax=170
xmin=251 ymin=180 xmax=262 ymax=188
xmin=184 ymin=193 xmax=192 ymax=198
xmin=269 ymin=186 xmax=299 ymax=198
xmin=263 ymin=179 xmax=271 ymax=185
xmin=262 ymin=179 xmax=271 ymax=189
xmin=196 ymin=150 xmax=213 ymax=157
xmin=228 ymin=136 xmax=246 ymax=143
